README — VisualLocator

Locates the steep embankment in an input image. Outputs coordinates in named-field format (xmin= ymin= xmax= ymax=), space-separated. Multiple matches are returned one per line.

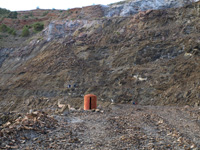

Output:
xmin=0 ymin=0 xmax=200 ymax=112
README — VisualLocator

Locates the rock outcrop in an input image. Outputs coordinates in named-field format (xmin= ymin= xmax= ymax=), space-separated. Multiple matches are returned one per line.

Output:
xmin=46 ymin=20 xmax=103 ymax=40
xmin=104 ymin=0 xmax=198 ymax=17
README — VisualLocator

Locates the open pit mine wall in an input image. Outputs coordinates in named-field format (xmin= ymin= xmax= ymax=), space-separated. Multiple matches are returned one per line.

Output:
xmin=0 ymin=0 xmax=200 ymax=112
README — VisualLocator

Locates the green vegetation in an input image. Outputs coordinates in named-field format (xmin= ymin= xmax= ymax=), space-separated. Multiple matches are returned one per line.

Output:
xmin=8 ymin=28 xmax=16 ymax=36
xmin=21 ymin=22 xmax=44 ymax=37
xmin=21 ymin=26 xmax=30 ymax=37
xmin=8 ymin=11 xmax=18 ymax=19
xmin=0 ymin=8 xmax=18 ymax=19
xmin=29 ymin=12 xmax=33 ymax=17
xmin=24 ymin=25 xmax=32 ymax=29
xmin=43 ymin=11 xmax=49 ymax=16
xmin=33 ymin=22 xmax=44 ymax=32
xmin=11 ymin=30 xmax=16 ymax=36
xmin=23 ymin=15 xmax=29 ymax=19
xmin=0 ymin=24 xmax=17 ymax=36
xmin=8 ymin=28 xmax=13 ymax=34
xmin=0 ymin=24 xmax=8 ymax=32
xmin=23 ymin=12 xmax=33 ymax=19
xmin=0 ymin=8 xmax=10 ymax=18
xmin=115 ymin=31 xmax=120 ymax=36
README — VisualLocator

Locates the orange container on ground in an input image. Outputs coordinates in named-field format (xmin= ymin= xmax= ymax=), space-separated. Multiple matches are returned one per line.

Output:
xmin=84 ymin=94 xmax=97 ymax=110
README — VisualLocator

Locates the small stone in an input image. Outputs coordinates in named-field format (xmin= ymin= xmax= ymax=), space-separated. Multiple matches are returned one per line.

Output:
xmin=9 ymin=145 xmax=18 ymax=149
xmin=194 ymin=102 xmax=199 ymax=107
xmin=3 ymin=121 xmax=11 ymax=127
xmin=177 ymin=137 xmax=183 ymax=143
xmin=21 ymin=140 xmax=26 ymax=144
xmin=148 ymin=143 xmax=154 ymax=146
xmin=167 ymin=132 xmax=172 ymax=136
xmin=190 ymin=144 xmax=196 ymax=149
xmin=120 ymin=135 xmax=126 ymax=140
xmin=166 ymin=144 xmax=171 ymax=148
xmin=158 ymin=119 xmax=163 ymax=124
xmin=95 ymin=109 xmax=100 ymax=112
xmin=21 ymin=136 xmax=27 ymax=140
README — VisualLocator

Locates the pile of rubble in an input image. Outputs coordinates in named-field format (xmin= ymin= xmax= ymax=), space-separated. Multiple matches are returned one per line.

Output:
xmin=0 ymin=111 xmax=58 ymax=149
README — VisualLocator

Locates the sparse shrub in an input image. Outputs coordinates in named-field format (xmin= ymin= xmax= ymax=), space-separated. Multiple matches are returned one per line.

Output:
xmin=7 ymin=28 xmax=16 ymax=36
xmin=8 ymin=11 xmax=18 ymax=19
xmin=33 ymin=22 xmax=44 ymax=32
xmin=0 ymin=8 xmax=10 ymax=17
xmin=8 ymin=27 xmax=14 ymax=34
xmin=29 ymin=12 xmax=33 ymax=17
xmin=0 ymin=24 xmax=17 ymax=36
xmin=0 ymin=24 xmax=8 ymax=32
xmin=43 ymin=11 xmax=49 ymax=16
xmin=23 ymin=15 xmax=29 ymax=19
xmin=115 ymin=31 xmax=120 ymax=36
xmin=0 ymin=16 xmax=6 ymax=22
xmin=25 ymin=25 xmax=32 ymax=29
xmin=21 ymin=26 xmax=30 ymax=37
xmin=11 ymin=30 xmax=16 ymax=36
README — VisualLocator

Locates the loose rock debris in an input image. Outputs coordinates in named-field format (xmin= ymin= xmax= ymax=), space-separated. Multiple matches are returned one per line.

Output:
xmin=0 ymin=105 xmax=200 ymax=149
xmin=0 ymin=111 xmax=58 ymax=149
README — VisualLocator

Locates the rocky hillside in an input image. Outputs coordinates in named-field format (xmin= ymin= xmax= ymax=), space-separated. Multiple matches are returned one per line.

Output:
xmin=0 ymin=0 xmax=200 ymax=113
xmin=105 ymin=0 xmax=199 ymax=17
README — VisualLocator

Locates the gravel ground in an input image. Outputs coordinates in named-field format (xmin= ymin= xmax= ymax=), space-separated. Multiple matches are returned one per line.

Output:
xmin=1 ymin=104 xmax=200 ymax=150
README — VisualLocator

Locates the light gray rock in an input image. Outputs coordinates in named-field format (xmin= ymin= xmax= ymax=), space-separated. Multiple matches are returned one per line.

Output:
xmin=45 ymin=0 xmax=198 ymax=40
xmin=104 ymin=0 xmax=198 ymax=17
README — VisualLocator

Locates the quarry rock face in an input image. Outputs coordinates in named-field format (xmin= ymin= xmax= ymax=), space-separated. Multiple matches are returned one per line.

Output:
xmin=46 ymin=20 xmax=102 ymax=40
xmin=104 ymin=0 xmax=198 ymax=17
xmin=0 ymin=0 xmax=197 ymax=29
xmin=45 ymin=0 xmax=199 ymax=41
xmin=0 ymin=0 xmax=200 ymax=112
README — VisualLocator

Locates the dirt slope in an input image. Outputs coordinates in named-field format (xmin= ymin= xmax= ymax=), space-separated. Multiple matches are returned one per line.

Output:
xmin=0 ymin=1 xmax=200 ymax=113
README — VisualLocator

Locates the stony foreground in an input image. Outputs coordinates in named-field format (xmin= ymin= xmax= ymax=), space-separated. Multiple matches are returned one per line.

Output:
xmin=0 ymin=104 xmax=200 ymax=150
